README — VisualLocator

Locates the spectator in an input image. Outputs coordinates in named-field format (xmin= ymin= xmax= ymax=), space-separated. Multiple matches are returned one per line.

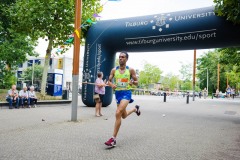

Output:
xmin=6 ymin=85 xmax=19 ymax=109
xmin=29 ymin=86 xmax=38 ymax=108
xmin=94 ymin=72 xmax=106 ymax=117
xmin=226 ymin=85 xmax=231 ymax=98
xmin=199 ymin=91 xmax=202 ymax=98
xmin=203 ymin=87 xmax=207 ymax=99
xmin=19 ymin=86 xmax=30 ymax=108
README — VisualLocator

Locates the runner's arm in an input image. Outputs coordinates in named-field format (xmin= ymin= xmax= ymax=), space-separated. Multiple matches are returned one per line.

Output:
xmin=129 ymin=68 xmax=138 ymax=86
xmin=108 ymin=68 xmax=117 ymax=90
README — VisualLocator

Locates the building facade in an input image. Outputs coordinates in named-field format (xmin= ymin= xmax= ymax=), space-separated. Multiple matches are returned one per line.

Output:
xmin=16 ymin=56 xmax=83 ymax=92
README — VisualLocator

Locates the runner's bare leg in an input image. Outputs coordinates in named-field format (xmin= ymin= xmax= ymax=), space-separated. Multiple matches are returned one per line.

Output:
xmin=113 ymin=100 xmax=131 ymax=137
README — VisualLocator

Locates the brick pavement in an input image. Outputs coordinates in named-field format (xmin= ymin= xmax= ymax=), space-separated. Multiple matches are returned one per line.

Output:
xmin=0 ymin=95 xmax=240 ymax=160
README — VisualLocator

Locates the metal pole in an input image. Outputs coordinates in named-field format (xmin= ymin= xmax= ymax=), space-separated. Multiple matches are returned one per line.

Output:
xmin=217 ymin=63 xmax=220 ymax=90
xmin=71 ymin=0 xmax=82 ymax=121
xmin=186 ymin=92 xmax=189 ymax=104
xmin=193 ymin=49 xmax=196 ymax=101
xmin=163 ymin=92 xmax=166 ymax=102
xmin=207 ymin=68 xmax=208 ymax=95
xmin=32 ymin=62 xmax=34 ymax=85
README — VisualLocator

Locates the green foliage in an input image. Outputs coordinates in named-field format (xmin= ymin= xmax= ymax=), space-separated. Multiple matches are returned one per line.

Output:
xmin=214 ymin=0 xmax=240 ymax=24
xmin=0 ymin=34 xmax=37 ymax=69
xmin=6 ymin=0 xmax=101 ymax=95
xmin=8 ymin=0 xmax=102 ymax=47
xmin=0 ymin=71 xmax=17 ymax=89
xmin=218 ymin=47 xmax=240 ymax=89
xmin=226 ymin=66 xmax=240 ymax=88
xmin=197 ymin=48 xmax=240 ymax=93
xmin=22 ymin=65 xmax=44 ymax=83
xmin=180 ymin=80 xmax=192 ymax=91
xmin=179 ymin=62 xmax=192 ymax=81
xmin=197 ymin=50 xmax=220 ymax=92
xmin=0 ymin=62 xmax=16 ymax=88
xmin=138 ymin=62 xmax=162 ymax=88
xmin=0 ymin=1 xmax=37 ymax=72
xmin=178 ymin=63 xmax=193 ymax=91
xmin=162 ymin=73 xmax=182 ymax=91
xmin=218 ymin=47 xmax=240 ymax=68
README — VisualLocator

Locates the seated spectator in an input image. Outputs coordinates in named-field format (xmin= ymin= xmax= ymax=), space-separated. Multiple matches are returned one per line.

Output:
xmin=6 ymin=85 xmax=19 ymax=109
xmin=28 ymin=86 xmax=38 ymax=108
xmin=19 ymin=86 xmax=30 ymax=108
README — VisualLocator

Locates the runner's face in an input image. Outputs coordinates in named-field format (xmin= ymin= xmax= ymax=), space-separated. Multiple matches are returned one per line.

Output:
xmin=119 ymin=53 xmax=127 ymax=65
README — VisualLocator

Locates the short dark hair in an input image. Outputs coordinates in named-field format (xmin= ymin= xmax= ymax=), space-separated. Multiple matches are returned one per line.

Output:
xmin=120 ymin=51 xmax=129 ymax=59
xmin=97 ymin=72 xmax=103 ymax=78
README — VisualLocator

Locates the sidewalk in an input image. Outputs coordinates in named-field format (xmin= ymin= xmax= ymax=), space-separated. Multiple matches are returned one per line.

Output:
xmin=0 ymin=95 xmax=240 ymax=160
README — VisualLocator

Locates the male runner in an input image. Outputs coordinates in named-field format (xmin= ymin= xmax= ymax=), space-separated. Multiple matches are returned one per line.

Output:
xmin=105 ymin=51 xmax=141 ymax=147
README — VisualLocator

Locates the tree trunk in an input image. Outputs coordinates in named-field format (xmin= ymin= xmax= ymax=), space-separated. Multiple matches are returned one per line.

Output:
xmin=40 ymin=37 xmax=53 ymax=97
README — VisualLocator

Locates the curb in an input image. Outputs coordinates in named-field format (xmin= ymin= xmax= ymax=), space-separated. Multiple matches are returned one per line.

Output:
xmin=0 ymin=100 xmax=72 ymax=108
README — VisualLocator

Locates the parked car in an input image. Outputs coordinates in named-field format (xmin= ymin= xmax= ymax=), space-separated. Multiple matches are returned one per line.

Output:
xmin=188 ymin=91 xmax=198 ymax=97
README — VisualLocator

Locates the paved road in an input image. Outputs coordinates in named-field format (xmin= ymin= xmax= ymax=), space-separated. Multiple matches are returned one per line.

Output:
xmin=0 ymin=96 xmax=239 ymax=160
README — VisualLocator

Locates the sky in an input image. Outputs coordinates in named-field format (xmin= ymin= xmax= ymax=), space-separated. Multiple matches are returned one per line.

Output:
xmin=35 ymin=0 xmax=215 ymax=76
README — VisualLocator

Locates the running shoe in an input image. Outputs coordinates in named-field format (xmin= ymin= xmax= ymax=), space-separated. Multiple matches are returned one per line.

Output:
xmin=135 ymin=105 xmax=141 ymax=116
xmin=104 ymin=138 xmax=116 ymax=147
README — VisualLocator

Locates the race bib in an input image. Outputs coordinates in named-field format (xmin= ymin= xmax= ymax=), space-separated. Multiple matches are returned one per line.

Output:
xmin=116 ymin=78 xmax=129 ymax=88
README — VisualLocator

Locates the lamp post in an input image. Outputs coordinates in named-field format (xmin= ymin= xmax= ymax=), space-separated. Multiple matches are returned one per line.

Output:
xmin=193 ymin=49 xmax=196 ymax=101
xmin=201 ymin=68 xmax=208 ymax=94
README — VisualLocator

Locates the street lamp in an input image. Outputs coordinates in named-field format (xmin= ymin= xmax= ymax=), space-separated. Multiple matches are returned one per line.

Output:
xmin=202 ymin=68 xmax=209 ymax=94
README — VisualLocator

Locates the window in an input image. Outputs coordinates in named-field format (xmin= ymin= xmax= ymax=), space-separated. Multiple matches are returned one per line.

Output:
xmin=18 ymin=63 xmax=23 ymax=68
xmin=28 ymin=60 xmax=33 ymax=67
xmin=35 ymin=59 xmax=41 ymax=65
xmin=17 ymin=71 xmax=22 ymax=78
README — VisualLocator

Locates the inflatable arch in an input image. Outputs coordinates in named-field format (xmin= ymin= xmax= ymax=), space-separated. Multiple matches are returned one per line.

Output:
xmin=82 ymin=6 xmax=240 ymax=107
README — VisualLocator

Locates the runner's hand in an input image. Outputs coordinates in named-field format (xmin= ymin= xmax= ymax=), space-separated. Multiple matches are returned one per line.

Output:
xmin=111 ymin=84 xmax=117 ymax=90
xmin=129 ymin=79 xmax=134 ymax=86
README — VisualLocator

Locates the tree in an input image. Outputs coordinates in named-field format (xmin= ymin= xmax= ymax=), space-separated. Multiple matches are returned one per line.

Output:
xmin=180 ymin=80 xmax=192 ymax=91
xmin=178 ymin=62 xmax=193 ymax=91
xmin=9 ymin=0 xmax=101 ymax=96
xmin=197 ymin=49 xmax=230 ymax=93
xmin=161 ymin=73 xmax=181 ymax=91
xmin=0 ymin=1 xmax=37 ymax=88
xmin=22 ymin=65 xmax=44 ymax=84
xmin=214 ymin=0 xmax=240 ymax=24
xmin=226 ymin=66 xmax=240 ymax=89
xmin=138 ymin=62 xmax=163 ymax=89
xmin=218 ymin=47 xmax=240 ymax=90
xmin=179 ymin=62 xmax=192 ymax=81
xmin=0 ymin=62 xmax=17 ymax=89
xmin=218 ymin=47 xmax=240 ymax=68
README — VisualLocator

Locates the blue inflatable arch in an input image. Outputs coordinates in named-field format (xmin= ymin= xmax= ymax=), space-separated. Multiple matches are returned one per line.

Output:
xmin=82 ymin=6 xmax=240 ymax=107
